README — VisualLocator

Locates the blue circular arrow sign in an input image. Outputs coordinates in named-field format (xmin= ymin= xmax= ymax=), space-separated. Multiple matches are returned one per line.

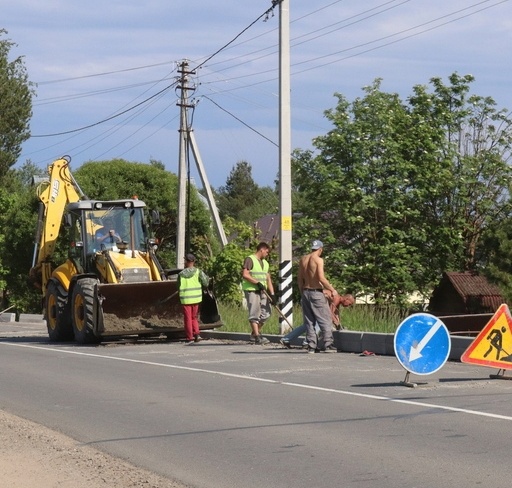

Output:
xmin=394 ymin=313 xmax=451 ymax=375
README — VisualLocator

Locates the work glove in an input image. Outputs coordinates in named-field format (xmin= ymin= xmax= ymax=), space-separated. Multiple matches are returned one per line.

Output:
xmin=257 ymin=282 xmax=265 ymax=291
xmin=269 ymin=294 xmax=276 ymax=305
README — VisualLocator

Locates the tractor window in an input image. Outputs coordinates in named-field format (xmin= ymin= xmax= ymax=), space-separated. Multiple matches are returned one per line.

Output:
xmin=85 ymin=207 xmax=146 ymax=253
xmin=68 ymin=213 xmax=86 ymax=270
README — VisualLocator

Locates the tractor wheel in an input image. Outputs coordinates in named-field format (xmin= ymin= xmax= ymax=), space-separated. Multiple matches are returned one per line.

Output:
xmin=71 ymin=278 xmax=100 ymax=344
xmin=45 ymin=280 xmax=73 ymax=341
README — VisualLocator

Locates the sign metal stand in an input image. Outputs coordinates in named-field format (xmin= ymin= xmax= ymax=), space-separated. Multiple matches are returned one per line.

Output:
xmin=489 ymin=369 xmax=512 ymax=380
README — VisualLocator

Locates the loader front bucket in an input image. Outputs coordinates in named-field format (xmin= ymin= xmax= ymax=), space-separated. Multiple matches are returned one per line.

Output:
xmin=96 ymin=281 xmax=222 ymax=338
xmin=200 ymin=289 xmax=222 ymax=324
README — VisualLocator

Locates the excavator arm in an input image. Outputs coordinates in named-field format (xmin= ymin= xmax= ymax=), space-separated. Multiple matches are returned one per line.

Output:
xmin=30 ymin=156 xmax=85 ymax=295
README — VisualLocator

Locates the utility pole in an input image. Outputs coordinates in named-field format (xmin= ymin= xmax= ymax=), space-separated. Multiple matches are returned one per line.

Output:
xmin=175 ymin=60 xmax=195 ymax=269
xmin=175 ymin=60 xmax=228 ymax=269
xmin=189 ymin=130 xmax=228 ymax=246
xmin=277 ymin=0 xmax=293 ymax=334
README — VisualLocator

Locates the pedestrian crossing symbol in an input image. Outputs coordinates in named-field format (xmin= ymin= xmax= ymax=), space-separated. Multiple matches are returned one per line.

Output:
xmin=461 ymin=304 xmax=512 ymax=369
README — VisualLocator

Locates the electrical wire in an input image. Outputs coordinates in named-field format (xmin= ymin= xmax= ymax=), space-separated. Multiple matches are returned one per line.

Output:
xmin=194 ymin=1 xmax=282 ymax=71
xmin=31 ymin=81 xmax=177 ymax=137
xmin=292 ymin=0 xmax=510 ymax=73
xmin=35 ymin=60 xmax=178 ymax=85
xmin=202 ymin=0 xmax=407 ymax=72
xmin=25 ymin=0 xmax=509 ymax=158
xmin=31 ymin=0 xmax=497 ymax=105
xmin=25 ymin=71 xmax=178 ymax=161
xmin=89 ymin=101 xmax=174 ymax=160
xmin=196 ymin=0 xmax=507 ymax=88
xmin=203 ymin=95 xmax=278 ymax=147
xmin=27 ymin=2 xmax=282 ymax=150
xmin=72 ymin=90 xmax=172 ymax=158
xmin=291 ymin=0 xmax=411 ymax=47
xmin=28 ymin=3 xmax=281 ymax=152
xmin=116 ymin=112 xmax=180 ymax=160
xmin=190 ymin=0 xmax=509 ymax=151
xmin=33 ymin=77 xmax=177 ymax=106
xmin=30 ymin=1 xmax=507 ymax=107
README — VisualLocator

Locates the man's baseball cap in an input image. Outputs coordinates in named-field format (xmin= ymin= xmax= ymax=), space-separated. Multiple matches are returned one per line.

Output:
xmin=311 ymin=240 xmax=323 ymax=250
xmin=185 ymin=253 xmax=196 ymax=262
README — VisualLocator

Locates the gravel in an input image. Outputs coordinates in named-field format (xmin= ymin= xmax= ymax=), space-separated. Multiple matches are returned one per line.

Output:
xmin=0 ymin=409 xmax=191 ymax=488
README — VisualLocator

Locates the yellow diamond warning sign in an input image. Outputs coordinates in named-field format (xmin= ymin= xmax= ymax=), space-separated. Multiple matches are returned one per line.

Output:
xmin=461 ymin=304 xmax=512 ymax=369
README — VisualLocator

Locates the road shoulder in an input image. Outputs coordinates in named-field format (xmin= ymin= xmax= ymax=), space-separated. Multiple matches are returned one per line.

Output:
xmin=0 ymin=409 xmax=188 ymax=488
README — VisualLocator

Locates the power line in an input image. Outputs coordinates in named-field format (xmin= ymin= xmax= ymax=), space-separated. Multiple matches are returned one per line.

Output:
xmin=291 ymin=0 xmax=411 ymax=48
xmin=29 ymin=0 xmax=472 ymax=109
xmin=31 ymin=81 xmax=177 ymax=137
xmin=292 ymin=0 xmax=510 ymax=73
xmin=33 ymin=77 xmax=176 ymax=106
xmin=202 ymin=0 xmax=406 ymax=72
xmin=26 ymin=67 xmax=179 ymax=163
xmin=194 ymin=1 xmax=282 ymax=71
xmin=189 ymin=0 xmax=509 ymax=148
xmin=35 ymin=61 xmax=178 ymax=85
xmin=70 ymin=90 xmax=172 ymax=158
xmin=89 ymin=100 xmax=176 ymax=160
xmin=27 ymin=2 xmax=283 ymax=148
xmin=30 ymin=1 xmax=507 ymax=101
xmin=203 ymin=95 xmax=278 ymax=147
xmin=25 ymin=0 xmax=510 ymax=158
xmin=197 ymin=0 xmax=507 ymax=88
xmin=115 ymin=112 xmax=180 ymax=160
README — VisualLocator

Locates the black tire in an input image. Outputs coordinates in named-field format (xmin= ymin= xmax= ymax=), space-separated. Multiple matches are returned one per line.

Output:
xmin=45 ymin=280 xmax=73 ymax=341
xmin=71 ymin=278 xmax=100 ymax=344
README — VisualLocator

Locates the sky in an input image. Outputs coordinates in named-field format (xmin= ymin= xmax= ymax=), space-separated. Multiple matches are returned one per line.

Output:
xmin=3 ymin=0 xmax=512 ymax=189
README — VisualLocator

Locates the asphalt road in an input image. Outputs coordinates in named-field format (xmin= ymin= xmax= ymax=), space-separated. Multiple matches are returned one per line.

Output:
xmin=1 ymin=322 xmax=511 ymax=488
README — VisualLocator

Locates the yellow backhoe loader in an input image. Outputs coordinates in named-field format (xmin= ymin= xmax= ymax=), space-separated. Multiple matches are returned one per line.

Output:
xmin=30 ymin=156 xmax=222 ymax=344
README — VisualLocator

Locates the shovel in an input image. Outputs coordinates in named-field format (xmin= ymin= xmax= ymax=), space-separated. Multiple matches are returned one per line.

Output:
xmin=262 ymin=289 xmax=294 ymax=331
xmin=0 ymin=305 xmax=15 ymax=316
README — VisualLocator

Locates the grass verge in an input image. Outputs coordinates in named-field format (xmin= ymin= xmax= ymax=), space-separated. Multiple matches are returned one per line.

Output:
xmin=216 ymin=302 xmax=405 ymax=335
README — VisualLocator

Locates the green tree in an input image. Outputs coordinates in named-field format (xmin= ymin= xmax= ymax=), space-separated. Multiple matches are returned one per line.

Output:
xmin=0 ymin=162 xmax=46 ymax=312
xmin=483 ymin=220 xmax=512 ymax=301
xmin=0 ymin=31 xmax=34 ymax=308
xmin=293 ymin=80 xmax=429 ymax=305
xmin=216 ymin=160 xmax=278 ymax=223
xmin=0 ymin=30 xmax=33 ymax=178
xmin=207 ymin=217 xmax=279 ymax=304
xmin=206 ymin=218 xmax=253 ymax=304
xmin=292 ymin=74 xmax=512 ymax=306
xmin=408 ymin=73 xmax=512 ymax=275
